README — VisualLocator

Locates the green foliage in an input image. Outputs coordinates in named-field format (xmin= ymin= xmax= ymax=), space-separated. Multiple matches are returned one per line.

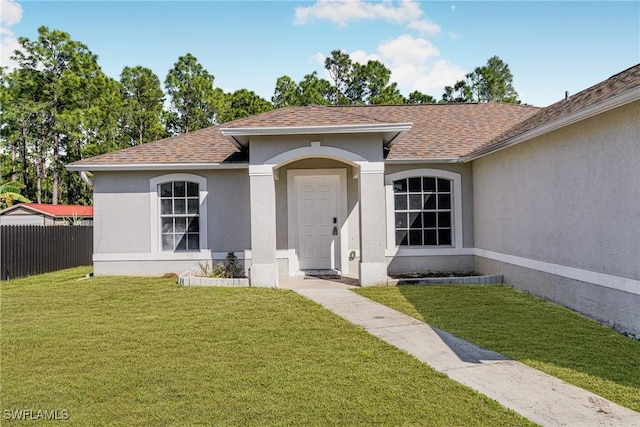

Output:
xmin=272 ymin=71 xmax=333 ymax=107
xmin=406 ymin=90 xmax=437 ymax=104
xmin=197 ymin=252 xmax=244 ymax=278
xmin=356 ymin=285 xmax=640 ymax=412
xmin=120 ymin=66 xmax=166 ymax=145
xmin=272 ymin=75 xmax=301 ymax=108
xmin=0 ymin=180 xmax=30 ymax=208
xmin=218 ymin=89 xmax=273 ymax=123
xmin=272 ymin=51 xmax=405 ymax=107
xmin=3 ymin=26 xmax=121 ymax=204
xmin=442 ymin=55 xmax=520 ymax=103
xmin=1 ymin=267 xmax=532 ymax=426
xmin=325 ymin=50 xmax=404 ymax=105
xmin=164 ymin=53 xmax=221 ymax=134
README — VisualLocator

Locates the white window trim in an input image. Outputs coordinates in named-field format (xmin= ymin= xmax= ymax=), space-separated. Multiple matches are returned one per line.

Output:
xmin=149 ymin=173 xmax=208 ymax=255
xmin=385 ymin=169 xmax=463 ymax=255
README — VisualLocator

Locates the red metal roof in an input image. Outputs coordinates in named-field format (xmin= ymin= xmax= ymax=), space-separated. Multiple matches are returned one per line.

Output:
xmin=18 ymin=204 xmax=93 ymax=218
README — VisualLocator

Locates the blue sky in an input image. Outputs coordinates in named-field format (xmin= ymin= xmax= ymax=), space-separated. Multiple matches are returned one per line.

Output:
xmin=1 ymin=0 xmax=638 ymax=106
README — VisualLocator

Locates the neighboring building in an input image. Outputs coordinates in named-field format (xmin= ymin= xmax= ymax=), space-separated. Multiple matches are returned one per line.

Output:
xmin=67 ymin=64 xmax=640 ymax=337
xmin=0 ymin=203 xmax=94 ymax=226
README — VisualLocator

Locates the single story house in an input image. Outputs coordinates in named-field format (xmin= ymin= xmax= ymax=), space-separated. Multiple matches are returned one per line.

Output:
xmin=67 ymin=64 xmax=639 ymax=337
xmin=0 ymin=203 xmax=94 ymax=226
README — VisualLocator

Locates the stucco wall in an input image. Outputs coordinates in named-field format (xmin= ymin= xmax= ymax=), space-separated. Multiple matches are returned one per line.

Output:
xmin=249 ymin=134 xmax=384 ymax=165
xmin=94 ymin=171 xmax=152 ymax=254
xmin=93 ymin=169 xmax=251 ymax=275
xmin=473 ymin=101 xmax=640 ymax=279
xmin=473 ymin=100 xmax=640 ymax=337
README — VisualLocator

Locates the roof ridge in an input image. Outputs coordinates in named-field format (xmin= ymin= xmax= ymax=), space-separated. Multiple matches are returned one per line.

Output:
xmin=321 ymin=105 xmax=404 ymax=124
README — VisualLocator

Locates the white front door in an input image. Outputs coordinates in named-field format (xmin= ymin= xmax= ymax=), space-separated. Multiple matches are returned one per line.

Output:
xmin=295 ymin=175 xmax=339 ymax=270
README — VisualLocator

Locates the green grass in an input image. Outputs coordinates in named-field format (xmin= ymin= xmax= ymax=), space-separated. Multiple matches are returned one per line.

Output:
xmin=355 ymin=284 xmax=640 ymax=412
xmin=1 ymin=268 xmax=533 ymax=426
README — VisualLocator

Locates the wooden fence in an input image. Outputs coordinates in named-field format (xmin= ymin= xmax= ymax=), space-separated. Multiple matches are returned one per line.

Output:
xmin=0 ymin=225 xmax=93 ymax=280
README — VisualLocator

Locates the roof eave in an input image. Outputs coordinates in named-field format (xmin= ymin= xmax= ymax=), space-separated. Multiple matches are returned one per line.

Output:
xmin=385 ymin=157 xmax=462 ymax=164
xmin=220 ymin=123 xmax=413 ymax=148
xmin=462 ymin=86 xmax=640 ymax=162
xmin=66 ymin=162 xmax=249 ymax=172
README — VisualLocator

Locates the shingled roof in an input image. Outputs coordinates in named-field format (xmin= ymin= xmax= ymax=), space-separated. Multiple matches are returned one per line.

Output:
xmin=67 ymin=64 xmax=639 ymax=170
xmin=68 ymin=103 xmax=538 ymax=168
xmin=468 ymin=63 xmax=640 ymax=158
xmin=336 ymin=103 xmax=540 ymax=159
xmin=222 ymin=104 xmax=392 ymax=128
xmin=68 ymin=126 xmax=245 ymax=168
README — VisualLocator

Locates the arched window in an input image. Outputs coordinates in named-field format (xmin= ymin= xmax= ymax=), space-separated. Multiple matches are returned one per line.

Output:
xmin=159 ymin=181 xmax=200 ymax=251
xmin=393 ymin=177 xmax=452 ymax=246
xmin=385 ymin=169 xmax=463 ymax=251
xmin=150 ymin=173 xmax=207 ymax=254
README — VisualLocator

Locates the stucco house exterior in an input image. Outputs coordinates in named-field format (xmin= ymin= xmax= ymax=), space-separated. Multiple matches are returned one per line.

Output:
xmin=67 ymin=64 xmax=639 ymax=337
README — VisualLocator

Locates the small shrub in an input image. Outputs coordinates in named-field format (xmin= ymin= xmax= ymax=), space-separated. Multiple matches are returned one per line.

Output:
xmin=196 ymin=253 xmax=244 ymax=278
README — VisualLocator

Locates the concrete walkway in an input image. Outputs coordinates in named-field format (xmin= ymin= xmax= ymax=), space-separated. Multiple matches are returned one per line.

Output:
xmin=284 ymin=279 xmax=640 ymax=426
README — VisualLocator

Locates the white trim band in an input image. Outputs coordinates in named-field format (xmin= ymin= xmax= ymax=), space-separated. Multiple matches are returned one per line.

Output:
xmin=475 ymin=248 xmax=640 ymax=296
xmin=66 ymin=163 xmax=248 ymax=172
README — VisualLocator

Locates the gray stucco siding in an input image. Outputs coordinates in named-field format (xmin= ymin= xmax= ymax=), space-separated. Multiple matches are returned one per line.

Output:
xmin=93 ymin=169 xmax=251 ymax=258
xmin=387 ymin=255 xmax=475 ymax=275
xmin=249 ymin=134 xmax=385 ymax=165
xmin=472 ymin=101 xmax=640 ymax=280
xmin=94 ymin=171 xmax=152 ymax=254
xmin=206 ymin=169 xmax=251 ymax=252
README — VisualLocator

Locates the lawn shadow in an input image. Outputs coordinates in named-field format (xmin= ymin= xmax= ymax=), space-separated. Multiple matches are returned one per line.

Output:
xmin=396 ymin=284 xmax=640 ymax=393
xmin=430 ymin=325 xmax=510 ymax=364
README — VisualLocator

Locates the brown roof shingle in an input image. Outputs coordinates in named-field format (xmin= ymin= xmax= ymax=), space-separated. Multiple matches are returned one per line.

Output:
xmin=67 ymin=64 xmax=639 ymax=169
xmin=69 ymin=104 xmax=538 ymax=167
xmin=222 ymin=105 xmax=392 ymax=128
xmin=472 ymin=63 xmax=640 ymax=155
xmin=69 ymin=126 xmax=245 ymax=166
xmin=333 ymin=103 xmax=540 ymax=159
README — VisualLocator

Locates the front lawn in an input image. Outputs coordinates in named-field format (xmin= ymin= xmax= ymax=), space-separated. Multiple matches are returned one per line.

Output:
xmin=355 ymin=284 xmax=640 ymax=412
xmin=1 ymin=268 xmax=533 ymax=426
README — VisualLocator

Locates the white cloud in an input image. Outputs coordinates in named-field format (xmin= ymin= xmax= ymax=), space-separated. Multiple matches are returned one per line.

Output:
xmin=309 ymin=52 xmax=327 ymax=66
xmin=0 ymin=0 xmax=23 ymax=70
xmin=377 ymin=34 xmax=439 ymax=65
xmin=350 ymin=49 xmax=380 ymax=65
xmin=313 ymin=34 xmax=466 ymax=97
xmin=0 ymin=0 xmax=22 ymax=26
xmin=451 ymin=4 xmax=456 ymax=13
xmin=294 ymin=0 xmax=441 ymax=35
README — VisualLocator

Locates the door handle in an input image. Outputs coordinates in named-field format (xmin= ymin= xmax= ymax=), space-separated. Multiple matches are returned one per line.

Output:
xmin=332 ymin=226 xmax=338 ymax=236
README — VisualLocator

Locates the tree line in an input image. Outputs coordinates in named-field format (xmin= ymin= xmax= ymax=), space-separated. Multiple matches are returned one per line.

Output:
xmin=0 ymin=26 xmax=520 ymax=207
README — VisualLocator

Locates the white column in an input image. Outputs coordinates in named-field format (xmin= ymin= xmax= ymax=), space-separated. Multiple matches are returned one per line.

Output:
xmin=249 ymin=165 xmax=279 ymax=287
xmin=357 ymin=161 xmax=388 ymax=286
